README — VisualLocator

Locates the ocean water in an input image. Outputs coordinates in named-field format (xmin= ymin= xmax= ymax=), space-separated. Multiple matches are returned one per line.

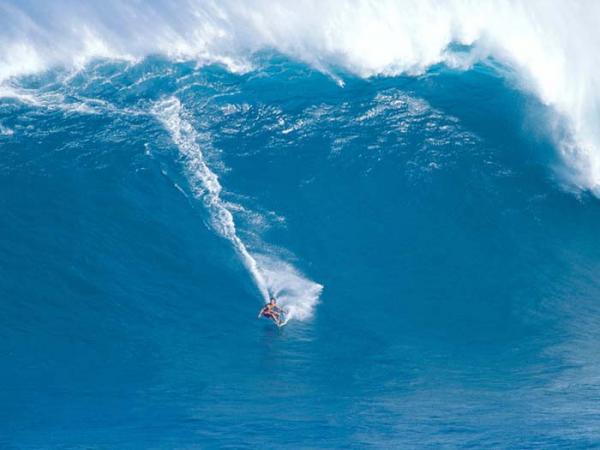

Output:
xmin=2 ymin=2 xmax=600 ymax=449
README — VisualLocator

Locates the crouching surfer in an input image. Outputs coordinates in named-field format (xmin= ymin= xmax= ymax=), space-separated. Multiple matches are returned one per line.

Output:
xmin=258 ymin=297 xmax=284 ymax=326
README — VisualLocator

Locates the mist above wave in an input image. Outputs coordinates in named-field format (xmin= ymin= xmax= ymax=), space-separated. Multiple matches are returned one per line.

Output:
xmin=2 ymin=0 xmax=600 ymax=192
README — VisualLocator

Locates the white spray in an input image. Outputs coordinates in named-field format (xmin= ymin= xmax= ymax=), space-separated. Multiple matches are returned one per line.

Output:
xmin=2 ymin=1 xmax=600 ymax=193
xmin=152 ymin=97 xmax=322 ymax=322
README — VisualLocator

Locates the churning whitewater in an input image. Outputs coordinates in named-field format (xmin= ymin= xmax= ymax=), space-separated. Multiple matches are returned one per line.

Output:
xmin=2 ymin=0 xmax=600 ymax=192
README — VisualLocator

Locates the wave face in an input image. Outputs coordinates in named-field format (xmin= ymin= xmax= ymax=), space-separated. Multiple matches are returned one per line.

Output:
xmin=2 ymin=1 xmax=600 ymax=192
xmin=2 ymin=4 xmax=600 ymax=450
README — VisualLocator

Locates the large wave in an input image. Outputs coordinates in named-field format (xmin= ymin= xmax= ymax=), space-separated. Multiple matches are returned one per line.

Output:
xmin=2 ymin=0 xmax=600 ymax=191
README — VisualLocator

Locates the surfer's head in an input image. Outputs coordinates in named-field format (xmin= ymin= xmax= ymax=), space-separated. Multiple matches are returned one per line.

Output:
xmin=269 ymin=297 xmax=276 ymax=305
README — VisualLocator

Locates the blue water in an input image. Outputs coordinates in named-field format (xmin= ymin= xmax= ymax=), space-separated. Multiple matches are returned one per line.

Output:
xmin=2 ymin=57 xmax=600 ymax=448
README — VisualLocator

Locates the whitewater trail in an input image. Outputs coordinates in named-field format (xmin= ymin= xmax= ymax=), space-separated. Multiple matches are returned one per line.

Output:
xmin=152 ymin=97 xmax=322 ymax=323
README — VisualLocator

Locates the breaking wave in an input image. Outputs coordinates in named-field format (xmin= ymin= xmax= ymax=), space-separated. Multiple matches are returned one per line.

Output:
xmin=2 ymin=1 xmax=600 ymax=192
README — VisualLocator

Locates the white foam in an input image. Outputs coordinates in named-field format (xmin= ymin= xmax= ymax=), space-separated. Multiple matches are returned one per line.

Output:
xmin=2 ymin=1 xmax=600 ymax=191
xmin=0 ymin=123 xmax=13 ymax=136
xmin=256 ymin=255 xmax=322 ymax=323
xmin=152 ymin=97 xmax=322 ymax=321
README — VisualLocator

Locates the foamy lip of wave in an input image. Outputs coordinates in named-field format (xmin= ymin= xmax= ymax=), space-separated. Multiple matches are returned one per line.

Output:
xmin=3 ymin=0 xmax=600 ymax=192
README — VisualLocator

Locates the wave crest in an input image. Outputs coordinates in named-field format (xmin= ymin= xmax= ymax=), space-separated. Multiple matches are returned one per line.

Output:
xmin=3 ymin=1 xmax=600 ymax=191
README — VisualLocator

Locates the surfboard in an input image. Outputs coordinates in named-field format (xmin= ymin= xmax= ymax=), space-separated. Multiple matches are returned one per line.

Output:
xmin=263 ymin=311 xmax=287 ymax=327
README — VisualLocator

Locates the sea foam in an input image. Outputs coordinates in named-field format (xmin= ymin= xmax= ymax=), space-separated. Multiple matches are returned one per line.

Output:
xmin=2 ymin=1 xmax=600 ymax=191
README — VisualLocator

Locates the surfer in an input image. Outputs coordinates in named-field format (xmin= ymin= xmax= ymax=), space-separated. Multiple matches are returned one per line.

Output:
xmin=258 ymin=297 xmax=283 ymax=325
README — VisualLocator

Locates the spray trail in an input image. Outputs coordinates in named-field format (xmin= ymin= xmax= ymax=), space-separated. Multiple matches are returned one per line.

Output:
xmin=152 ymin=97 xmax=321 ymax=321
